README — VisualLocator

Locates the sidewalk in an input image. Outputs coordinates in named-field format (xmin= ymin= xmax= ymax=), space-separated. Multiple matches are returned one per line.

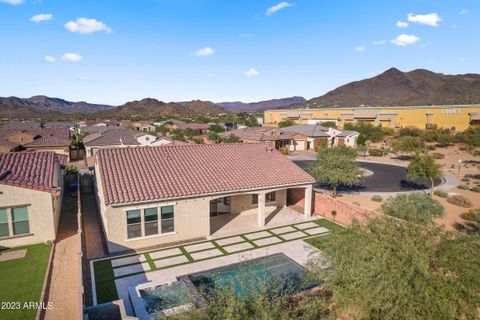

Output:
xmin=43 ymin=194 xmax=82 ymax=320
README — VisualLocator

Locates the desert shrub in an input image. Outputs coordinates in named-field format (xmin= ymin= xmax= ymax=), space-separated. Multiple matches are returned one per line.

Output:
xmin=460 ymin=209 xmax=480 ymax=221
xmin=426 ymin=145 xmax=436 ymax=151
xmin=434 ymin=190 xmax=448 ymax=198
xmin=465 ymin=173 xmax=480 ymax=180
xmin=458 ymin=185 xmax=469 ymax=190
xmin=344 ymin=122 xmax=384 ymax=142
xmin=278 ymin=146 xmax=289 ymax=155
xmin=65 ymin=165 xmax=78 ymax=175
xmin=461 ymin=177 xmax=470 ymax=182
xmin=470 ymin=186 xmax=480 ymax=193
xmin=351 ymin=201 xmax=361 ymax=206
xmin=371 ymin=195 xmax=383 ymax=202
xmin=447 ymin=195 xmax=473 ymax=208
xmin=399 ymin=126 xmax=422 ymax=137
xmin=432 ymin=152 xmax=445 ymax=159
xmin=381 ymin=193 xmax=445 ymax=224
xmin=368 ymin=148 xmax=384 ymax=157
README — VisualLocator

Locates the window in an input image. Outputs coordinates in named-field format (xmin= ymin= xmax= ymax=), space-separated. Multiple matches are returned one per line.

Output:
xmin=223 ymin=197 xmax=231 ymax=206
xmin=144 ymin=208 xmax=159 ymax=236
xmin=126 ymin=210 xmax=142 ymax=239
xmin=12 ymin=207 xmax=29 ymax=235
xmin=0 ymin=209 xmax=9 ymax=237
xmin=266 ymin=191 xmax=276 ymax=202
xmin=161 ymin=206 xmax=174 ymax=233
xmin=251 ymin=194 xmax=258 ymax=205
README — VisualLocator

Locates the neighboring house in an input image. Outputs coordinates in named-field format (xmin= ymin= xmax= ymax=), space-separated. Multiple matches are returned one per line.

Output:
xmin=153 ymin=119 xmax=186 ymax=127
xmin=336 ymin=130 xmax=360 ymax=147
xmin=83 ymin=128 xmax=168 ymax=156
xmin=94 ymin=144 xmax=315 ymax=253
xmin=280 ymin=124 xmax=359 ymax=149
xmin=130 ymin=121 xmax=157 ymax=133
xmin=222 ymin=127 xmax=301 ymax=151
xmin=168 ymin=123 xmax=210 ymax=134
xmin=79 ymin=120 xmax=120 ymax=127
xmin=0 ymin=152 xmax=64 ymax=248
xmin=0 ymin=128 xmax=71 ymax=156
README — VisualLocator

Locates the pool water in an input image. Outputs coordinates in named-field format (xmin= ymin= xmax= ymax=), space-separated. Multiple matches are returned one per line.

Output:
xmin=188 ymin=253 xmax=315 ymax=297
xmin=139 ymin=281 xmax=195 ymax=315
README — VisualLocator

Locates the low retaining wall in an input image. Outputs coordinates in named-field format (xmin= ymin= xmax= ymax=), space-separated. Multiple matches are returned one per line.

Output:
xmin=312 ymin=192 xmax=378 ymax=226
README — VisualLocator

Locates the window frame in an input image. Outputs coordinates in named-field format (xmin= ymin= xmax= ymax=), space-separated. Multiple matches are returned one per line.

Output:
xmin=124 ymin=204 xmax=175 ymax=241
xmin=266 ymin=191 xmax=276 ymax=203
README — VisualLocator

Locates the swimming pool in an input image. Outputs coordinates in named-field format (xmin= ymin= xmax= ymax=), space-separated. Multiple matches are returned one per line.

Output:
xmin=135 ymin=253 xmax=316 ymax=319
xmin=188 ymin=253 xmax=314 ymax=297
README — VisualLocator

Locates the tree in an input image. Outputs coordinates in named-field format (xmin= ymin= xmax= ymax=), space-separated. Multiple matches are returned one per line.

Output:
xmin=392 ymin=136 xmax=425 ymax=155
xmin=222 ymin=134 xmax=240 ymax=143
xmin=315 ymin=217 xmax=480 ymax=320
xmin=381 ymin=193 xmax=445 ymax=224
xmin=208 ymin=123 xmax=225 ymax=133
xmin=184 ymin=128 xmax=198 ymax=138
xmin=309 ymin=146 xmax=361 ymax=196
xmin=278 ymin=119 xmax=295 ymax=128
xmin=356 ymin=134 xmax=367 ymax=146
xmin=320 ymin=121 xmax=337 ymax=128
xmin=207 ymin=132 xmax=221 ymax=143
xmin=170 ymin=128 xmax=185 ymax=141
xmin=407 ymin=153 xmax=442 ymax=196
xmin=155 ymin=125 xmax=170 ymax=135
xmin=344 ymin=121 xmax=385 ymax=142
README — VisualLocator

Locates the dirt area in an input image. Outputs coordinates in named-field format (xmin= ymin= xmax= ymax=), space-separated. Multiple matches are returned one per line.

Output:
xmin=292 ymin=145 xmax=480 ymax=231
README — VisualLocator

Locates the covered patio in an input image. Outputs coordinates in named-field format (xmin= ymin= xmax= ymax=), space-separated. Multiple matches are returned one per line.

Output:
xmin=209 ymin=185 xmax=313 ymax=238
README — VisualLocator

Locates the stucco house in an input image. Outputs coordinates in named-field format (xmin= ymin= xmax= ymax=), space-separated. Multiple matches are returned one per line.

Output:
xmin=83 ymin=128 xmax=170 ymax=156
xmin=280 ymin=124 xmax=359 ymax=149
xmin=0 ymin=152 xmax=64 ymax=248
xmin=94 ymin=143 xmax=315 ymax=253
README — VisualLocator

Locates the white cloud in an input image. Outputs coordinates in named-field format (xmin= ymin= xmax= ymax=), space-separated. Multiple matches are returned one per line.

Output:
xmin=373 ymin=40 xmax=386 ymax=45
xmin=61 ymin=53 xmax=83 ymax=62
xmin=407 ymin=13 xmax=441 ymax=27
xmin=65 ymin=18 xmax=112 ymax=34
xmin=396 ymin=21 xmax=408 ymax=28
xmin=459 ymin=9 xmax=469 ymax=15
xmin=355 ymin=46 xmax=366 ymax=53
xmin=192 ymin=47 xmax=215 ymax=57
xmin=43 ymin=55 xmax=56 ymax=63
xmin=244 ymin=68 xmax=260 ymax=77
xmin=0 ymin=0 xmax=24 ymax=5
xmin=266 ymin=2 xmax=293 ymax=16
xmin=30 ymin=13 xmax=53 ymax=23
xmin=391 ymin=34 xmax=420 ymax=46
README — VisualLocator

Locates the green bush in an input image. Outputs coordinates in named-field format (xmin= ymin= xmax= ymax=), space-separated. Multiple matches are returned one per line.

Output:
xmin=431 ymin=152 xmax=445 ymax=159
xmin=469 ymin=186 xmax=480 ymax=193
xmin=399 ymin=126 xmax=422 ymax=137
xmin=65 ymin=165 xmax=78 ymax=175
xmin=381 ymin=193 xmax=445 ymax=224
xmin=368 ymin=148 xmax=384 ymax=157
xmin=434 ymin=190 xmax=448 ymax=198
xmin=351 ymin=201 xmax=361 ymax=206
xmin=426 ymin=145 xmax=436 ymax=151
xmin=447 ymin=195 xmax=473 ymax=208
xmin=458 ymin=185 xmax=469 ymax=190
xmin=371 ymin=195 xmax=383 ymax=202
xmin=461 ymin=178 xmax=470 ymax=182
xmin=460 ymin=209 xmax=480 ymax=221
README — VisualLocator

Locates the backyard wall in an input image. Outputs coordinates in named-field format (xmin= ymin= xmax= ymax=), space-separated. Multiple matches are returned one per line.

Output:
xmin=288 ymin=188 xmax=377 ymax=226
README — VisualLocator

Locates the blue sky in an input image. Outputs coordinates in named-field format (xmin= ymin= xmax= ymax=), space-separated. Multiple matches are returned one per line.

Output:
xmin=0 ymin=0 xmax=479 ymax=105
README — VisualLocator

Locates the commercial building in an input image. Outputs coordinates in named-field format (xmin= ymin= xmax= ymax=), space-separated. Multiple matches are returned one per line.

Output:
xmin=264 ymin=105 xmax=480 ymax=131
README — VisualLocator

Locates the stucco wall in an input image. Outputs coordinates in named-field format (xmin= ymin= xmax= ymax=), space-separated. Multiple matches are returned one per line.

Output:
xmin=0 ymin=186 xmax=56 ymax=248
xmin=229 ymin=189 xmax=286 ymax=215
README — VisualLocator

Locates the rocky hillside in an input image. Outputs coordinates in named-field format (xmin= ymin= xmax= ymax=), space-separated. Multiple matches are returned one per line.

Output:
xmin=306 ymin=68 xmax=480 ymax=107
xmin=218 ymin=96 xmax=306 ymax=112
xmin=0 ymin=95 xmax=112 ymax=118
xmin=95 ymin=98 xmax=194 ymax=118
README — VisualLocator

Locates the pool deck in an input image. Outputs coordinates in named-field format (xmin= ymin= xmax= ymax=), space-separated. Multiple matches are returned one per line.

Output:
xmin=91 ymin=219 xmax=332 ymax=318
xmin=125 ymin=240 xmax=322 ymax=318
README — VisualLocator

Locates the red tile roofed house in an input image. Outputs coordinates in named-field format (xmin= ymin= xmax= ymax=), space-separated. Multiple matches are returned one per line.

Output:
xmin=0 ymin=127 xmax=71 ymax=156
xmin=221 ymin=127 xmax=304 ymax=152
xmin=94 ymin=143 xmax=315 ymax=253
xmin=0 ymin=152 xmax=64 ymax=248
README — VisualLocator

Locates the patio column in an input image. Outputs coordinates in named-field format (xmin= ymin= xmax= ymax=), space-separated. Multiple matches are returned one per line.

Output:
xmin=257 ymin=192 xmax=266 ymax=227
xmin=304 ymin=185 xmax=313 ymax=219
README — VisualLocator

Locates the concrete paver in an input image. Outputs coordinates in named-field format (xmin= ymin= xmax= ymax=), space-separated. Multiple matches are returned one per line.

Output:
xmin=111 ymin=254 xmax=146 ymax=268
xmin=154 ymin=255 xmax=189 ymax=268
xmin=150 ymin=248 xmax=183 ymax=260
xmin=184 ymin=242 xmax=215 ymax=252
xmin=223 ymin=242 xmax=254 ymax=253
xmin=114 ymin=262 xmax=150 ymax=277
xmin=253 ymin=236 xmax=282 ymax=246
xmin=190 ymin=248 xmax=223 ymax=260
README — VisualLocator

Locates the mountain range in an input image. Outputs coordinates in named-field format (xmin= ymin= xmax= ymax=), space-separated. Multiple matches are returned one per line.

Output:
xmin=1 ymin=68 xmax=480 ymax=119
xmin=306 ymin=68 xmax=480 ymax=107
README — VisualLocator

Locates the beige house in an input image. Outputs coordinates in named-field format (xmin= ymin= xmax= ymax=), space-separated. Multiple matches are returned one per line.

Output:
xmin=0 ymin=152 xmax=63 ymax=248
xmin=94 ymin=144 xmax=315 ymax=253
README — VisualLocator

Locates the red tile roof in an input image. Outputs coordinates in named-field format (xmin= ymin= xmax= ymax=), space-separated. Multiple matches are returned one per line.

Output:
xmin=23 ymin=135 xmax=70 ymax=147
xmin=97 ymin=143 xmax=315 ymax=205
xmin=0 ymin=152 xmax=61 ymax=193
xmin=83 ymin=128 xmax=148 ymax=146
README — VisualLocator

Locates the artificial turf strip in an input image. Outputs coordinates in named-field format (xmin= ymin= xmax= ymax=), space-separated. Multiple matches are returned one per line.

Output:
xmin=93 ymin=259 xmax=118 ymax=304
xmin=0 ymin=243 xmax=51 ymax=320
xmin=93 ymin=219 xmax=338 ymax=304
